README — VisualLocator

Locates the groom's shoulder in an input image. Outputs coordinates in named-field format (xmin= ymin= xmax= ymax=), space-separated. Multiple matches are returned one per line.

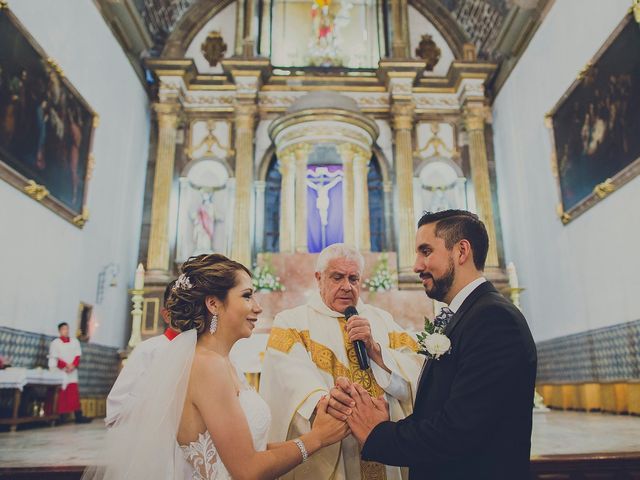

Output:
xmin=471 ymin=292 xmax=523 ymax=321
xmin=466 ymin=289 xmax=535 ymax=346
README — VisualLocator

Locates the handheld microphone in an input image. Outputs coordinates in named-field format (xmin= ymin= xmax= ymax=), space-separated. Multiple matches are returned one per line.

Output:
xmin=344 ymin=305 xmax=370 ymax=370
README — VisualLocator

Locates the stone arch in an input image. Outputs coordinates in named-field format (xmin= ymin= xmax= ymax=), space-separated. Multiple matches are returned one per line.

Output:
xmin=162 ymin=0 xmax=236 ymax=57
xmin=180 ymin=155 xmax=234 ymax=179
xmin=257 ymin=144 xmax=276 ymax=182
xmin=408 ymin=0 xmax=468 ymax=60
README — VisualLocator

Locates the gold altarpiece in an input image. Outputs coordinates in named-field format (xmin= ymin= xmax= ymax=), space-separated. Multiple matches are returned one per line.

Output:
xmin=137 ymin=0 xmax=508 ymax=339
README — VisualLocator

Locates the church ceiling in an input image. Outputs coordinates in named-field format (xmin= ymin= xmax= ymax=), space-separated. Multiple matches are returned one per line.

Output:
xmin=97 ymin=0 xmax=551 ymax=92
xmin=130 ymin=0 xmax=543 ymax=59
xmin=131 ymin=0 xmax=197 ymax=53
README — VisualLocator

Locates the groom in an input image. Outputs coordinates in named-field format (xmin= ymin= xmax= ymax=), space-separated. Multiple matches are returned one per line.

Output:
xmin=332 ymin=210 xmax=537 ymax=480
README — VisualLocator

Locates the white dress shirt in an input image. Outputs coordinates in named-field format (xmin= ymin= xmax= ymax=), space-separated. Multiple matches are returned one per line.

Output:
xmin=447 ymin=277 xmax=487 ymax=314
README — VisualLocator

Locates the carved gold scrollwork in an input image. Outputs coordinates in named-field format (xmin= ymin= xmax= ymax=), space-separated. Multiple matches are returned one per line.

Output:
xmin=633 ymin=0 xmax=640 ymax=24
xmin=556 ymin=204 xmax=571 ymax=225
xmin=93 ymin=114 xmax=100 ymax=129
xmin=593 ymin=178 xmax=615 ymax=199
xmin=87 ymin=154 xmax=96 ymax=181
xmin=577 ymin=62 xmax=592 ymax=81
xmin=201 ymin=31 xmax=227 ymax=67
xmin=46 ymin=58 xmax=64 ymax=77
xmin=0 ymin=1 xmax=9 ymax=10
xmin=24 ymin=180 xmax=49 ymax=201
xmin=415 ymin=122 xmax=453 ymax=158
xmin=72 ymin=207 xmax=90 ymax=228
xmin=415 ymin=34 xmax=441 ymax=71
xmin=186 ymin=120 xmax=234 ymax=159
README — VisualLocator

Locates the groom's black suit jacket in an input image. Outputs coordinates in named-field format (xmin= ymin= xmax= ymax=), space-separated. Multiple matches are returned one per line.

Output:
xmin=362 ymin=281 xmax=537 ymax=480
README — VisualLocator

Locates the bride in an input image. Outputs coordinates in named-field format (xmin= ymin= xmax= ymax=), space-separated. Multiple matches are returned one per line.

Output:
xmin=84 ymin=254 xmax=349 ymax=479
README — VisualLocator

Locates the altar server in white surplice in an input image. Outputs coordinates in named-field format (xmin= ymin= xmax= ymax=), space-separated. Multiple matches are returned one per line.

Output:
xmin=260 ymin=244 xmax=424 ymax=480
xmin=105 ymin=280 xmax=178 ymax=427
xmin=48 ymin=322 xmax=91 ymax=423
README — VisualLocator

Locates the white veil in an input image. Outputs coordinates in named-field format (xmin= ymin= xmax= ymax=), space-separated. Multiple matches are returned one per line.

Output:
xmin=82 ymin=329 xmax=197 ymax=480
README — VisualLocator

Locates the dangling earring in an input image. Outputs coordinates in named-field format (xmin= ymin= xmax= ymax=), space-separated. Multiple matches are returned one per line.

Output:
xmin=209 ymin=313 xmax=218 ymax=334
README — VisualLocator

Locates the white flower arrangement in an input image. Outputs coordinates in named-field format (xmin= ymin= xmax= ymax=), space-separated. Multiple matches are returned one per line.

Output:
xmin=363 ymin=253 xmax=395 ymax=292
xmin=252 ymin=259 xmax=285 ymax=292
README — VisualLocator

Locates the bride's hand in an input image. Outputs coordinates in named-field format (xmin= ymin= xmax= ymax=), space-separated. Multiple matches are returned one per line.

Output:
xmin=311 ymin=395 xmax=350 ymax=447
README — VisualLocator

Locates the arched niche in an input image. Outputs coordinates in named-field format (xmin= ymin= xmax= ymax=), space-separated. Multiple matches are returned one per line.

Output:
xmin=259 ymin=149 xmax=389 ymax=253
xmin=408 ymin=0 xmax=468 ymax=60
xmin=413 ymin=156 xmax=467 ymax=217
xmin=162 ymin=0 xmax=236 ymax=57
xmin=175 ymin=156 xmax=234 ymax=262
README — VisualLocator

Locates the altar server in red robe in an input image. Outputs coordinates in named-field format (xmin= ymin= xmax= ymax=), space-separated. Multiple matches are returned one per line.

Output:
xmin=48 ymin=322 xmax=91 ymax=423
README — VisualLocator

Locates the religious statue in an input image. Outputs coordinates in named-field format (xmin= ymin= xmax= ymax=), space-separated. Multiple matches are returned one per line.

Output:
xmin=307 ymin=0 xmax=351 ymax=66
xmin=306 ymin=166 xmax=343 ymax=250
xmin=191 ymin=191 xmax=216 ymax=253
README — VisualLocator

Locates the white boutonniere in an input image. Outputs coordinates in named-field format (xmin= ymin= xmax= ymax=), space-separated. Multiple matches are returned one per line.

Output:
xmin=417 ymin=316 xmax=452 ymax=360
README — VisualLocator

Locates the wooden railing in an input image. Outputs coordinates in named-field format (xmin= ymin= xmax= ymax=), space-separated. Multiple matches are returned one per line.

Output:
xmin=538 ymin=382 xmax=640 ymax=414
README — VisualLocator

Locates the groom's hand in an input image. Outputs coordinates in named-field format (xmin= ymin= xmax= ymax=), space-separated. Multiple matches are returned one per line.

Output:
xmin=347 ymin=383 xmax=389 ymax=446
xmin=327 ymin=377 xmax=355 ymax=421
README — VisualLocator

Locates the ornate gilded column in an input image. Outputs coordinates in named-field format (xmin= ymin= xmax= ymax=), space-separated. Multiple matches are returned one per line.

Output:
xmin=234 ymin=0 xmax=246 ymax=56
xmin=338 ymin=144 xmax=356 ymax=246
xmin=231 ymin=103 xmax=257 ymax=266
xmin=463 ymin=105 xmax=499 ymax=268
xmin=392 ymin=102 xmax=416 ymax=275
xmin=389 ymin=0 xmax=409 ymax=58
xmin=294 ymin=143 xmax=312 ymax=253
xmin=353 ymin=147 xmax=371 ymax=252
xmin=146 ymin=103 xmax=179 ymax=282
xmin=277 ymin=148 xmax=295 ymax=252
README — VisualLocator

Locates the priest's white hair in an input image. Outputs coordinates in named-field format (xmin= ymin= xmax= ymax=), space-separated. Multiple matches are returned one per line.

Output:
xmin=315 ymin=243 xmax=365 ymax=274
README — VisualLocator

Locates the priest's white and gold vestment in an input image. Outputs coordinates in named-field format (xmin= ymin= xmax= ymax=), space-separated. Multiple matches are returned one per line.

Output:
xmin=260 ymin=292 xmax=423 ymax=480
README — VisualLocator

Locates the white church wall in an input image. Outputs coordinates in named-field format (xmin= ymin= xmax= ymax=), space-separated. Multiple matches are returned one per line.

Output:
xmin=185 ymin=2 xmax=237 ymax=75
xmin=492 ymin=0 xmax=640 ymax=341
xmin=0 ymin=1 xmax=150 ymax=347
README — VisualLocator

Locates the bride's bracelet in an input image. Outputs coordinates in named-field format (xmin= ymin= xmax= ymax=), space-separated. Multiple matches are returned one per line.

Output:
xmin=293 ymin=438 xmax=308 ymax=463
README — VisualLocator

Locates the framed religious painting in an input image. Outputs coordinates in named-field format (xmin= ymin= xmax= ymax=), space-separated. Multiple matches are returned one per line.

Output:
xmin=0 ymin=4 xmax=97 ymax=227
xmin=546 ymin=11 xmax=640 ymax=225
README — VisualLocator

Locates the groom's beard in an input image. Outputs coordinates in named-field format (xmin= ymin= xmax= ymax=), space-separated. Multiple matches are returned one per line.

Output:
xmin=421 ymin=257 xmax=455 ymax=302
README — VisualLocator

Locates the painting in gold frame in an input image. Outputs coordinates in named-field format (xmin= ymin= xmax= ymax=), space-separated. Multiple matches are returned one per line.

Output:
xmin=0 ymin=5 xmax=96 ymax=227
xmin=546 ymin=11 xmax=640 ymax=225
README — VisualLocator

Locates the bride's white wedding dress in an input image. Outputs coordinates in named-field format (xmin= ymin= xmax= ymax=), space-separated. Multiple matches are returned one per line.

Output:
xmin=82 ymin=330 xmax=272 ymax=480
xmin=180 ymin=377 xmax=272 ymax=479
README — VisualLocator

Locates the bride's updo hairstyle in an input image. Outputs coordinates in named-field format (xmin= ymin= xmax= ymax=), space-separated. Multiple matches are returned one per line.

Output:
xmin=167 ymin=253 xmax=252 ymax=334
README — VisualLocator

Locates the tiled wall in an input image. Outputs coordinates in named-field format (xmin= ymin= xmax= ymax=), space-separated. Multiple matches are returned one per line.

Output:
xmin=0 ymin=327 xmax=119 ymax=397
xmin=536 ymin=319 xmax=640 ymax=383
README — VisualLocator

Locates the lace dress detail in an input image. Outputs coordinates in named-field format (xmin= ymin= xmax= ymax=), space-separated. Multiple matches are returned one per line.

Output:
xmin=180 ymin=387 xmax=272 ymax=480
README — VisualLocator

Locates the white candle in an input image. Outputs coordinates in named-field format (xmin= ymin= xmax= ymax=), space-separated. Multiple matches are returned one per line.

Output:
xmin=134 ymin=263 xmax=145 ymax=290
xmin=507 ymin=262 xmax=519 ymax=289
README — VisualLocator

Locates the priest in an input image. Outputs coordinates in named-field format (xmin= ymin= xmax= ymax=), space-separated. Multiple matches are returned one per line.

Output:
xmin=260 ymin=244 xmax=423 ymax=480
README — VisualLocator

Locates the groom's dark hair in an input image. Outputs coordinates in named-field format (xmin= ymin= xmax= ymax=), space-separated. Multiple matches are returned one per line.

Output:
xmin=417 ymin=210 xmax=489 ymax=270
